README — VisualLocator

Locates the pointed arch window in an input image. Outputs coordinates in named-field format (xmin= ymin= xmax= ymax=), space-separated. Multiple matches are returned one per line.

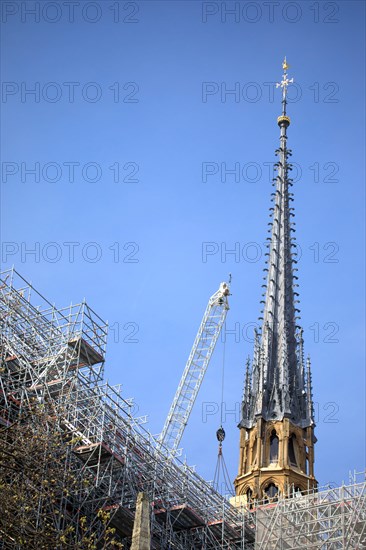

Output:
xmin=251 ymin=438 xmax=258 ymax=467
xmin=264 ymin=483 xmax=279 ymax=501
xmin=269 ymin=430 xmax=279 ymax=463
xmin=288 ymin=434 xmax=297 ymax=466
xmin=246 ymin=488 xmax=253 ymax=509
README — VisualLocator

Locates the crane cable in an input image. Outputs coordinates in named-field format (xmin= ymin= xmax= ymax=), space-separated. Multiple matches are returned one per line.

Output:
xmin=220 ymin=336 xmax=226 ymax=426
xmin=220 ymin=272 xmax=231 ymax=425
xmin=213 ymin=327 xmax=234 ymax=497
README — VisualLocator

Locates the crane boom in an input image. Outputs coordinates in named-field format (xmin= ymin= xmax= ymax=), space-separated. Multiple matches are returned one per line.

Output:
xmin=158 ymin=282 xmax=230 ymax=454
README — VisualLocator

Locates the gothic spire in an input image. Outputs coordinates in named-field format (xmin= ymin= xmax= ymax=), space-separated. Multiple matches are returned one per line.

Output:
xmin=241 ymin=59 xmax=314 ymax=429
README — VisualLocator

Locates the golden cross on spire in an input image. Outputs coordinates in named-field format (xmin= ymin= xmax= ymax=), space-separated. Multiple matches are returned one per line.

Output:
xmin=276 ymin=57 xmax=294 ymax=104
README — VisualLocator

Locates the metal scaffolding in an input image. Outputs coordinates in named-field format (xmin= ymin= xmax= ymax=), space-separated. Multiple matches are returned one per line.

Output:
xmin=0 ymin=268 xmax=254 ymax=549
xmin=244 ymin=473 xmax=366 ymax=549
xmin=1 ymin=268 xmax=365 ymax=549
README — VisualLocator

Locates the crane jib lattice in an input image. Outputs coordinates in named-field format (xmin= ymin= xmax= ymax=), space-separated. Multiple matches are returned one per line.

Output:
xmin=158 ymin=282 xmax=230 ymax=455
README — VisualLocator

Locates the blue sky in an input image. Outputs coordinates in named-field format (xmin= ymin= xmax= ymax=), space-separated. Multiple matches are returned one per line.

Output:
xmin=1 ymin=0 xmax=365 ymax=489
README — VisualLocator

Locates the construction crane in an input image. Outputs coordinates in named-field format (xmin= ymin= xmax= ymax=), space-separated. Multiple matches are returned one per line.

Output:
xmin=158 ymin=281 xmax=230 ymax=455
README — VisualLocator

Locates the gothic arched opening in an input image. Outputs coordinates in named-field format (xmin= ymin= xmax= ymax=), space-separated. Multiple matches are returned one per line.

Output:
xmin=246 ymin=488 xmax=253 ymax=509
xmin=251 ymin=438 xmax=257 ymax=467
xmin=288 ymin=434 xmax=298 ymax=466
xmin=264 ymin=483 xmax=279 ymax=502
xmin=269 ymin=430 xmax=279 ymax=463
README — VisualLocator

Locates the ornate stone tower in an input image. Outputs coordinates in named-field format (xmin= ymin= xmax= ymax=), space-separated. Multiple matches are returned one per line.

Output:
xmin=234 ymin=59 xmax=317 ymax=503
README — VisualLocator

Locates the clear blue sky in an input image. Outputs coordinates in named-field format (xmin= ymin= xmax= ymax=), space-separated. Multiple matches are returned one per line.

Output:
xmin=1 ymin=0 xmax=365 ymax=489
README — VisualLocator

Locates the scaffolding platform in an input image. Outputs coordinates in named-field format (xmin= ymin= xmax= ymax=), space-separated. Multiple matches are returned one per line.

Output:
xmin=74 ymin=442 xmax=115 ymax=466
xmin=68 ymin=336 xmax=104 ymax=367
xmin=154 ymin=504 xmax=205 ymax=530
xmin=208 ymin=518 xmax=241 ymax=541
xmin=4 ymin=354 xmax=21 ymax=372
xmin=104 ymin=504 xmax=135 ymax=538
xmin=30 ymin=378 xmax=68 ymax=398
xmin=5 ymin=354 xmax=18 ymax=363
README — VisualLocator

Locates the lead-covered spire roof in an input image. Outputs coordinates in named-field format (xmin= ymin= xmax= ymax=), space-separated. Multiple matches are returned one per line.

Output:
xmin=240 ymin=59 xmax=314 ymax=429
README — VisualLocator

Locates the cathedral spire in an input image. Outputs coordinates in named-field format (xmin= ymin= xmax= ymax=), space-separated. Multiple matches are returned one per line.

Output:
xmin=241 ymin=59 xmax=313 ymax=429
xmin=234 ymin=60 xmax=317 ymax=502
